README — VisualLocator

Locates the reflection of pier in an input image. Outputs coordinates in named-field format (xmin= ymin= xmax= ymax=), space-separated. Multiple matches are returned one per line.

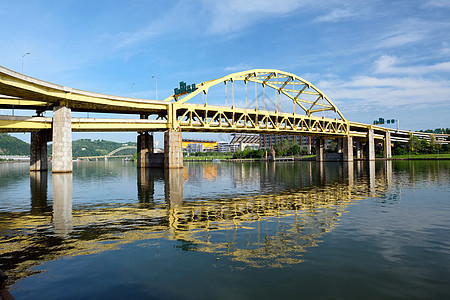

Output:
xmin=1 ymin=160 xmax=410 ymax=283
xmin=52 ymin=173 xmax=73 ymax=238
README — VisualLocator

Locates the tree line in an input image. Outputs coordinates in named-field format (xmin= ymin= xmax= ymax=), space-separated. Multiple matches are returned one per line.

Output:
xmin=393 ymin=135 xmax=449 ymax=155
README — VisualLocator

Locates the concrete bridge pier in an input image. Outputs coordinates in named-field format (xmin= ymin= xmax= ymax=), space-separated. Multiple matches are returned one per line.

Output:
xmin=30 ymin=129 xmax=52 ymax=171
xmin=315 ymin=138 xmax=325 ymax=162
xmin=342 ymin=136 xmax=353 ymax=162
xmin=307 ymin=137 xmax=312 ymax=154
xmin=366 ymin=129 xmax=375 ymax=161
xmin=164 ymin=131 xmax=183 ymax=169
xmin=384 ymin=131 xmax=392 ymax=159
xmin=336 ymin=138 xmax=343 ymax=154
xmin=355 ymin=140 xmax=363 ymax=159
xmin=52 ymin=106 xmax=73 ymax=173
xmin=137 ymin=132 xmax=154 ymax=168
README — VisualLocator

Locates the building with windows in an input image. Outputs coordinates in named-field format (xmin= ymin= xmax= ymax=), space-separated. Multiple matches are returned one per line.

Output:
xmin=186 ymin=143 xmax=204 ymax=153
xmin=260 ymin=134 xmax=315 ymax=154
xmin=182 ymin=139 xmax=217 ymax=152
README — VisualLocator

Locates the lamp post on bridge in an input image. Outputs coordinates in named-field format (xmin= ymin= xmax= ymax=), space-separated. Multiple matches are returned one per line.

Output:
xmin=152 ymin=75 xmax=158 ymax=100
xmin=131 ymin=83 xmax=135 ymax=97
xmin=22 ymin=52 xmax=30 ymax=73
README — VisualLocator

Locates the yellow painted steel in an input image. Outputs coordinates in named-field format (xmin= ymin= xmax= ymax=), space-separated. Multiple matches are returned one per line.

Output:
xmin=164 ymin=69 xmax=346 ymax=121
xmin=0 ymin=66 xmax=353 ymax=137
xmin=0 ymin=66 xmax=169 ymax=113
xmin=182 ymin=140 xmax=217 ymax=150
xmin=0 ymin=116 xmax=52 ymax=132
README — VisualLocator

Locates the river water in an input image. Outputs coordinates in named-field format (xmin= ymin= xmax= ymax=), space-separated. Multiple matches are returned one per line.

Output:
xmin=0 ymin=160 xmax=449 ymax=299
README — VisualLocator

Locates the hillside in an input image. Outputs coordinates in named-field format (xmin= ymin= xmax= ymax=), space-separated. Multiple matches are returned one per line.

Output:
xmin=0 ymin=133 xmax=30 ymax=155
xmin=0 ymin=134 xmax=136 ymax=157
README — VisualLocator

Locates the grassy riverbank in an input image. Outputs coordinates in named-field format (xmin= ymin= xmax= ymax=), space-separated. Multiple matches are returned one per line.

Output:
xmin=183 ymin=154 xmax=316 ymax=161
xmin=183 ymin=155 xmax=233 ymax=161
xmin=392 ymin=153 xmax=450 ymax=159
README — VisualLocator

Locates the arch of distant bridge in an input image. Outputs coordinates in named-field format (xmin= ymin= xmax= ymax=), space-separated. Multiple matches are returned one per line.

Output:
xmin=106 ymin=145 xmax=136 ymax=157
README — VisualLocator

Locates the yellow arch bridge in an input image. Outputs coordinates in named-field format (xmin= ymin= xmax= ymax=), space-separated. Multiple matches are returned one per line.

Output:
xmin=0 ymin=66 xmax=446 ymax=172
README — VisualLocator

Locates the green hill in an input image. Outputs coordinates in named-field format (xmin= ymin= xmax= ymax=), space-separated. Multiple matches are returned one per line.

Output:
xmin=0 ymin=134 xmax=136 ymax=157
xmin=0 ymin=133 xmax=30 ymax=155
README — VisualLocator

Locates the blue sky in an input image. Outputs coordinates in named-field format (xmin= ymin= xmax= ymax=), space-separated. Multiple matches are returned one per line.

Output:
xmin=1 ymin=0 xmax=450 ymax=144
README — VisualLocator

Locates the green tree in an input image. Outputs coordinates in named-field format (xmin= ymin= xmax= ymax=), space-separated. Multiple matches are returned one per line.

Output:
xmin=407 ymin=135 xmax=420 ymax=153
xmin=419 ymin=139 xmax=430 ymax=153
xmin=289 ymin=142 xmax=300 ymax=155
xmin=275 ymin=139 xmax=290 ymax=156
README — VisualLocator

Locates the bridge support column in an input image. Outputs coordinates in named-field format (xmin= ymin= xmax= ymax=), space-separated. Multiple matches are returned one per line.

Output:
xmin=52 ymin=106 xmax=72 ymax=173
xmin=355 ymin=140 xmax=363 ymax=159
xmin=342 ymin=136 xmax=353 ymax=162
xmin=307 ymin=136 xmax=312 ymax=154
xmin=316 ymin=138 xmax=325 ymax=162
xmin=164 ymin=131 xmax=183 ymax=169
xmin=384 ymin=131 xmax=392 ymax=159
xmin=337 ymin=138 xmax=343 ymax=153
xmin=137 ymin=132 xmax=154 ymax=168
xmin=30 ymin=129 xmax=51 ymax=171
xmin=366 ymin=129 xmax=375 ymax=161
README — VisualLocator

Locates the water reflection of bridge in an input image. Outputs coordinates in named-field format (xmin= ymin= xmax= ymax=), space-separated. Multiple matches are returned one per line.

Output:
xmin=1 ymin=161 xmax=410 ymax=282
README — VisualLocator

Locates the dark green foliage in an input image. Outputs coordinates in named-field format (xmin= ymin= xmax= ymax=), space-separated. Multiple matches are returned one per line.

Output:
xmin=273 ymin=139 xmax=301 ymax=156
xmin=233 ymin=147 xmax=265 ymax=159
xmin=393 ymin=141 xmax=407 ymax=155
xmin=419 ymin=128 xmax=450 ymax=134
xmin=0 ymin=133 xmax=30 ymax=155
xmin=405 ymin=135 xmax=448 ymax=155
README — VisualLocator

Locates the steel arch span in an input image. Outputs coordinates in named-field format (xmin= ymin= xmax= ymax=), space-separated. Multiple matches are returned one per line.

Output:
xmin=164 ymin=69 xmax=346 ymax=121
xmin=163 ymin=69 xmax=348 ymax=136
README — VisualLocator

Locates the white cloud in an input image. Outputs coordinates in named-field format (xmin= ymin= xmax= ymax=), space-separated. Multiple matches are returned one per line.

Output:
xmin=314 ymin=7 xmax=356 ymax=22
xmin=377 ymin=30 xmax=425 ymax=49
xmin=204 ymin=0 xmax=310 ymax=34
xmin=318 ymin=75 xmax=450 ymax=112
xmin=374 ymin=55 xmax=450 ymax=74
xmin=423 ymin=0 xmax=450 ymax=8
xmin=440 ymin=42 xmax=450 ymax=55
xmin=225 ymin=63 xmax=253 ymax=72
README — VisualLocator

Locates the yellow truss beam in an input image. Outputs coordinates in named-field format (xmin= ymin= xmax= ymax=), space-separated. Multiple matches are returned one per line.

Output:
xmin=164 ymin=69 xmax=346 ymax=121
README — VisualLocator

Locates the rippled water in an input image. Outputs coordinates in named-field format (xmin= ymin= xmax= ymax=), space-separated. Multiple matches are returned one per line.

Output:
xmin=0 ymin=160 xmax=449 ymax=299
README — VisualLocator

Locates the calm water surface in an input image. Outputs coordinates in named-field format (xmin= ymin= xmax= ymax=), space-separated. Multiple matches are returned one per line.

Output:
xmin=0 ymin=160 xmax=449 ymax=299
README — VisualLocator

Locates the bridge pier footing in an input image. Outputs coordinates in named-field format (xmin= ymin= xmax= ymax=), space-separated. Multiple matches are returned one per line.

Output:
xmin=343 ymin=136 xmax=353 ymax=162
xmin=30 ymin=129 xmax=51 ymax=171
xmin=316 ymin=138 xmax=325 ymax=162
xmin=52 ymin=106 xmax=73 ymax=173
xmin=164 ymin=131 xmax=183 ymax=169
xmin=137 ymin=132 xmax=154 ymax=168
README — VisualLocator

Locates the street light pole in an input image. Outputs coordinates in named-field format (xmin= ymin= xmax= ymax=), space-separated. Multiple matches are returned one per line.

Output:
xmin=152 ymin=76 xmax=158 ymax=100
xmin=22 ymin=52 xmax=30 ymax=73
xmin=131 ymin=83 xmax=135 ymax=97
